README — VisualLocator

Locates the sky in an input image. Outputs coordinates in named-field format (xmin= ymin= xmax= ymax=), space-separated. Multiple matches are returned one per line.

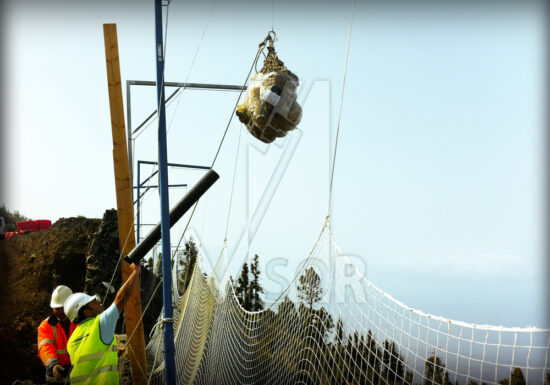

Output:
xmin=1 ymin=0 xmax=548 ymax=328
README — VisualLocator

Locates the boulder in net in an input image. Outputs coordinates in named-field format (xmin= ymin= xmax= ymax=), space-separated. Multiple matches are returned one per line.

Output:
xmin=236 ymin=35 xmax=302 ymax=143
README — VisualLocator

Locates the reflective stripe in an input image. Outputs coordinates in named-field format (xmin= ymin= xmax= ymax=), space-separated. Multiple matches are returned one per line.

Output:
xmin=76 ymin=345 xmax=117 ymax=363
xmin=56 ymin=349 xmax=68 ymax=355
xmin=70 ymin=364 xmax=118 ymax=384
xmin=68 ymin=317 xmax=118 ymax=384
xmin=70 ymin=333 xmax=90 ymax=344
xmin=38 ymin=338 xmax=55 ymax=348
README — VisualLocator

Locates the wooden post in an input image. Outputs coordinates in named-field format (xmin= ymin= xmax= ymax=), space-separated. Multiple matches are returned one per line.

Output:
xmin=103 ymin=23 xmax=148 ymax=384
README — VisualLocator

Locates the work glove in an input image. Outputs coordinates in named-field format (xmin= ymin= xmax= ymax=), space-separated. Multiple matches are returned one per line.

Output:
xmin=53 ymin=364 xmax=65 ymax=380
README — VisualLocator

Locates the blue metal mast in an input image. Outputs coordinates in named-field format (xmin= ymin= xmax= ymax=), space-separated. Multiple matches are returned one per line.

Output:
xmin=153 ymin=0 xmax=177 ymax=383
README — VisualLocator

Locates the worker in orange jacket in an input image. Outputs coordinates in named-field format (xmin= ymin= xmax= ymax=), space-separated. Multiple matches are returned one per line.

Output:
xmin=37 ymin=285 xmax=77 ymax=383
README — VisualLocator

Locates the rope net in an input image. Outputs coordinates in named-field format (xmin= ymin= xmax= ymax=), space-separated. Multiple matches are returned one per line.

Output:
xmin=145 ymin=224 xmax=549 ymax=385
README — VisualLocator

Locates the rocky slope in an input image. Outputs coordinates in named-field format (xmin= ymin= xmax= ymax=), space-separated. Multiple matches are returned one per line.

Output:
xmin=0 ymin=210 xmax=161 ymax=384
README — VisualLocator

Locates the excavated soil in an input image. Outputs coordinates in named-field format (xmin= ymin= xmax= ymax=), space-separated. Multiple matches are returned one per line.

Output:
xmin=0 ymin=210 xmax=161 ymax=384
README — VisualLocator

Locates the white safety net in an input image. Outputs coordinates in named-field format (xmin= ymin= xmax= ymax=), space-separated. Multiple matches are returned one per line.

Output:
xmin=146 ymin=222 xmax=550 ymax=385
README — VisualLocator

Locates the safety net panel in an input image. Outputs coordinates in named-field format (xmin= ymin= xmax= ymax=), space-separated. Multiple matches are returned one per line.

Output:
xmin=145 ymin=223 xmax=550 ymax=385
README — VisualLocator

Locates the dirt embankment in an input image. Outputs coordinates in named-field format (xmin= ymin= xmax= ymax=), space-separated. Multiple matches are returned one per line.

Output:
xmin=0 ymin=210 xmax=161 ymax=384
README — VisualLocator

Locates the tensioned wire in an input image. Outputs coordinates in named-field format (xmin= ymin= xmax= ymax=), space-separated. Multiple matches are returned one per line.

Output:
xmin=116 ymin=0 xmax=220 ymax=285
xmin=164 ymin=0 xmax=223 ymax=291
xmin=207 ymin=0 xmax=357 ymax=313
xmin=149 ymin=28 xmax=291 ymax=315
xmin=120 ymin=33 xmax=272 ymax=356
xmin=328 ymin=0 xmax=355 ymax=217
xmin=133 ymin=0 xmax=219 ymax=141
xmin=223 ymin=122 xmax=243 ymax=243
xmin=211 ymin=0 xmax=357 ymax=312
xmin=169 ymin=33 xmax=273 ymax=273
xmin=103 ymin=0 xmax=218 ymax=307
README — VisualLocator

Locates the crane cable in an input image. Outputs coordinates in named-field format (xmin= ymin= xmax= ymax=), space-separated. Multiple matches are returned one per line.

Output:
xmin=118 ymin=41 xmax=266 ymax=353
xmin=169 ymin=32 xmax=275 ymax=266
xmin=328 ymin=0 xmax=355 ymax=217
xmin=239 ymin=0 xmax=356 ymax=311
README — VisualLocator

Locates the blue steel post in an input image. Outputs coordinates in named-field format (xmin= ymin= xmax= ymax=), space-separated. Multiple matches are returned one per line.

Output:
xmin=154 ymin=0 xmax=177 ymax=384
xmin=136 ymin=162 xmax=141 ymax=243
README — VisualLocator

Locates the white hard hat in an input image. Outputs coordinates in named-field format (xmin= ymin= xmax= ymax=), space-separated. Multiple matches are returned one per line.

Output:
xmin=50 ymin=285 xmax=73 ymax=308
xmin=64 ymin=293 xmax=96 ymax=322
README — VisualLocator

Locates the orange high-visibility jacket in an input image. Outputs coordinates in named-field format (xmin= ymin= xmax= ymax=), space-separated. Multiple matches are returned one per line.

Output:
xmin=37 ymin=315 xmax=77 ymax=367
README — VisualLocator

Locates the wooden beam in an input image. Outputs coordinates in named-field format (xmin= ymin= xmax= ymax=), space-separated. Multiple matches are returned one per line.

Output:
xmin=103 ymin=23 xmax=148 ymax=385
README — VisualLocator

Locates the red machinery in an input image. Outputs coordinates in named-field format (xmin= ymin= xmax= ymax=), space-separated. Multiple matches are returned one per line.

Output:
xmin=0 ymin=219 xmax=52 ymax=239
xmin=16 ymin=220 xmax=52 ymax=233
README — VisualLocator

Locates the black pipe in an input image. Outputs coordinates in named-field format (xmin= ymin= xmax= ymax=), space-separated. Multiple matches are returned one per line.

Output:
xmin=124 ymin=169 xmax=219 ymax=264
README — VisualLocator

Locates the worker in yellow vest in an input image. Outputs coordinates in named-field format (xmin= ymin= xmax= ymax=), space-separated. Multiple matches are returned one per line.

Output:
xmin=64 ymin=262 xmax=141 ymax=384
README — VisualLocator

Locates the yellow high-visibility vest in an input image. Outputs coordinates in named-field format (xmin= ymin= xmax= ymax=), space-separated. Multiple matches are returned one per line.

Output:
xmin=67 ymin=316 xmax=118 ymax=385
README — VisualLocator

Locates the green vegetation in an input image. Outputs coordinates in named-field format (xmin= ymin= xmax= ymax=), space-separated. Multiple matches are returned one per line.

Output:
xmin=249 ymin=254 xmax=264 ymax=311
xmin=498 ymin=367 xmax=526 ymax=385
xmin=234 ymin=254 xmax=265 ymax=311
xmin=0 ymin=204 xmax=29 ymax=232
xmin=177 ymin=238 xmax=198 ymax=294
